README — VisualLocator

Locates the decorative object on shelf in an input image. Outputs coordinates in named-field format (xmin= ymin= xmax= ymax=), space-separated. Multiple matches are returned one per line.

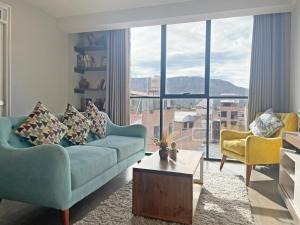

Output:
xmin=101 ymin=56 xmax=107 ymax=66
xmin=77 ymin=54 xmax=96 ymax=68
xmin=88 ymin=55 xmax=96 ymax=67
xmin=154 ymin=132 xmax=172 ymax=160
xmin=169 ymin=142 xmax=178 ymax=160
xmin=79 ymin=78 xmax=90 ymax=90
xmin=86 ymin=33 xmax=96 ymax=47
xmin=77 ymin=54 xmax=85 ymax=67
xmin=96 ymin=79 xmax=106 ymax=90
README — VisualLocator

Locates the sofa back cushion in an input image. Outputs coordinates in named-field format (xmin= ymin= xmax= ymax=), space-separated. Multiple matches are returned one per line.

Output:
xmin=0 ymin=112 xmax=112 ymax=149
xmin=15 ymin=102 xmax=67 ymax=146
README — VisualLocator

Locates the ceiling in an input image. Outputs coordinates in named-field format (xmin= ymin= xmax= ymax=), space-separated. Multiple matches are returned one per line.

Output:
xmin=23 ymin=0 xmax=193 ymax=18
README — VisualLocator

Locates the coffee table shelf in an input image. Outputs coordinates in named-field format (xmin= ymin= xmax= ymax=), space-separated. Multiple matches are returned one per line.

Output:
xmin=132 ymin=150 xmax=204 ymax=224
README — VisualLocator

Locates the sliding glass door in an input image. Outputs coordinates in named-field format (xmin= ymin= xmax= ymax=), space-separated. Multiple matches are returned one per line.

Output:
xmin=130 ymin=16 xmax=253 ymax=159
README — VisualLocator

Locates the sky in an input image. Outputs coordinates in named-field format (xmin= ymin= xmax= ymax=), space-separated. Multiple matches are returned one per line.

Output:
xmin=130 ymin=16 xmax=253 ymax=89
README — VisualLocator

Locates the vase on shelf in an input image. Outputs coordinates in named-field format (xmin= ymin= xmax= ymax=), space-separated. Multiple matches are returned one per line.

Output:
xmin=79 ymin=78 xmax=90 ymax=89
xmin=159 ymin=147 xmax=169 ymax=160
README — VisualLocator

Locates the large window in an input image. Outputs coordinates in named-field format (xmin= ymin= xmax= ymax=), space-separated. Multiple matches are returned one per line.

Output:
xmin=131 ymin=26 xmax=161 ymax=97
xmin=130 ymin=16 xmax=253 ymax=159
xmin=166 ymin=22 xmax=206 ymax=95
xmin=210 ymin=16 xmax=252 ymax=95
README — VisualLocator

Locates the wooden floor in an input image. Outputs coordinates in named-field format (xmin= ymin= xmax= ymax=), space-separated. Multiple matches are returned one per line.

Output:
xmin=0 ymin=160 xmax=294 ymax=225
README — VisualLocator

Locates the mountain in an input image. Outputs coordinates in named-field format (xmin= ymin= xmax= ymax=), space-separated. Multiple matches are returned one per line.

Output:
xmin=131 ymin=76 xmax=248 ymax=96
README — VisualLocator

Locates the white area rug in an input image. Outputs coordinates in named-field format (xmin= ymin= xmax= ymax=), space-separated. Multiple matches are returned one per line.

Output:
xmin=75 ymin=172 xmax=254 ymax=225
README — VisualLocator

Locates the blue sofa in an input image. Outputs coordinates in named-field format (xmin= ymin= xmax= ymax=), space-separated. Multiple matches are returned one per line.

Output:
xmin=0 ymin=112 xmax=146 ymax=225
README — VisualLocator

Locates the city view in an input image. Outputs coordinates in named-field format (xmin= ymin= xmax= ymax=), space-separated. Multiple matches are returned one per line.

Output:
xmin=130 ymin=16 xmax=253 ymax=158
xmin=130 ymin=76 xmax=248 ymax=158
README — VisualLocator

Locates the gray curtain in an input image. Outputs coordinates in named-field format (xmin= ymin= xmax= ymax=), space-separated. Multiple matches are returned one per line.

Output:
xmin=107 ymin=29 xmax=130 ymax=125
xmin=248 ymin=13 xmax=291 ymax=124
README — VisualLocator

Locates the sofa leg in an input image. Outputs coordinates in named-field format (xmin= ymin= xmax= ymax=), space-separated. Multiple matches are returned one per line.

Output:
xmin=253 ymin=165 xmax=256 ymax=170
xmin=246 ymin=165 xmax=252 ymax=186
xmin=137 ymin=160 xmax=141 ymax=164
xmin=62 ymin=209 xmax=69 ymax=225
xmin=220 ymin=155 xmax=227 ymax=171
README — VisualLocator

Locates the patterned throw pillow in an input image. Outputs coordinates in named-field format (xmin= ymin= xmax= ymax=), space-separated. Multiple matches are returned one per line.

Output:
xmin=85 ymin=101 xmax=107 ymax=138
xmin=62 ymin=104 xmax=91 ymax=145
xmin=15 ymin=102 xmax=67 ymax=145
xmin=249 ymin=108 xmax=284 ymax=137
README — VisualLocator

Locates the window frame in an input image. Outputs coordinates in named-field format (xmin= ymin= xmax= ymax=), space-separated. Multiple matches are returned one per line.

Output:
xmin=130 ymin=19 xmax=250 ymax=160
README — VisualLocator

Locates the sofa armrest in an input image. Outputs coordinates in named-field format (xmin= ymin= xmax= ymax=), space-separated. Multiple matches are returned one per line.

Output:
xmin=221 ymin=129 xmax=252 ymax=140
xmin=107 ymin=123 xmax=147 ymax=151
xmin=245 ymin=135 xmax=282 ymax=165
xmin=0 ymin=144 xmax=71 ymax=210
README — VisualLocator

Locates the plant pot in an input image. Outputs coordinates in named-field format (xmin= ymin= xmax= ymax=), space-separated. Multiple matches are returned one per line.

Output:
xmin=169 ymin=150 xmax=177 ymax=160
xmin=159 ymin=147 xmax=169 ymax=160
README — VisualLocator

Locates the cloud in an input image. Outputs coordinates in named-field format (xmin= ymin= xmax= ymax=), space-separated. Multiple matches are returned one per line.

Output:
xmin=130 ymin=16 xmax=253 ymax=89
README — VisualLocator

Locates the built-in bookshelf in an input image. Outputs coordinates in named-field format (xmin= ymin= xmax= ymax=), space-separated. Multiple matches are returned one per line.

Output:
xmin=73 ymin=31 xmax=109 ymax=112
xmin=278 ymin=132 xmax=300 ymax=224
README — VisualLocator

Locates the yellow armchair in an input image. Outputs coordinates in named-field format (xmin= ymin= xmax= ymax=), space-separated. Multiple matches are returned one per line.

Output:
xmin=220 ymin=112 xmax=298 ymax=186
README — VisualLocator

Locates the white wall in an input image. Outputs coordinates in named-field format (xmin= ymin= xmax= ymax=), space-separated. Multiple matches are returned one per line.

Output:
xmin=290 ymin=0 xmax=300 ymax=112
xmin=2 ymin=0 xmax=69 ymax=116
xmin=58 ymin=0 xmax=293 ymax=33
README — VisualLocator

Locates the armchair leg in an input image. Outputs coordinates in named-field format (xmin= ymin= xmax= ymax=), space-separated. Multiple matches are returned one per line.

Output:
xmin=253 ymin=165 xmax=256 ymax=170
xmin=137 ymin=160 xmax=141 ymax=164
xmin=62 ymin=209 xmax=69 ymax=225
xmin=220 ymin=155 xmax=227 ymax=171
xmin=246 ymin=165 xmax=252 ymax=186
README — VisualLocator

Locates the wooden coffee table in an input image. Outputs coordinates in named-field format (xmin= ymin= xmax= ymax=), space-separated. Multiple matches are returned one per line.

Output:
xmin=132 ymin=150 xmax=204 ymax=224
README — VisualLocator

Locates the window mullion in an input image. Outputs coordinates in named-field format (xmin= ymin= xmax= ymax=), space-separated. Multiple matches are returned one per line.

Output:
xmin=205 ymin=20 xmax=212 ymax=158
xmin=160 ymin=25 xmax=167 ymax=139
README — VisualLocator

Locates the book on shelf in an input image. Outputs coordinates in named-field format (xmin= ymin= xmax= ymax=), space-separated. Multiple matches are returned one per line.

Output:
xmin=76 ymin=54 xmax=96 ymax=68
xmin=97 ymin=79 xmax=106 ymax=90
xmin=102 ymin=80 xmax=106 ymax=90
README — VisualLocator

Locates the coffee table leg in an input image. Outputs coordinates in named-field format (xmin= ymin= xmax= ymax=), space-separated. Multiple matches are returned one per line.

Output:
xmin=199 ymin=153 xmax=204 ymax=184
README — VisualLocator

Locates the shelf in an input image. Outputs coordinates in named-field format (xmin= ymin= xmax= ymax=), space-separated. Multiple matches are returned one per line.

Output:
xmin=74 ymin=45 xmax=107 ymax=54
xmin=74 ymin=88 xmax=106 ymax=94
xmin=281 ymin=165 xmax=295 ymax=181
xmin=74 ymin=66 xmax=107 ymax=74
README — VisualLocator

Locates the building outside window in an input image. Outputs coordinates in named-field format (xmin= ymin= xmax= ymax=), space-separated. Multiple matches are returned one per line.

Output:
xmin=130 ymin=16 xmax=253 ymax=159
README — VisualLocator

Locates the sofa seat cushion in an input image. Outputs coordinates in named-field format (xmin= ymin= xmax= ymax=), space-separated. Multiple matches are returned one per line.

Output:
xmin=86 ymin=135 xmax=144 ymax=162
xmin=66 ymin=145 xmax=117 ymax=189
xmin=223 ymin=139 xmax=246 ymax=156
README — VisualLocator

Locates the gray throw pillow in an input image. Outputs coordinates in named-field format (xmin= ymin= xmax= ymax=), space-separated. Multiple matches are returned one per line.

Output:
xmin=249 ymin=108 xmax=284 ymax=137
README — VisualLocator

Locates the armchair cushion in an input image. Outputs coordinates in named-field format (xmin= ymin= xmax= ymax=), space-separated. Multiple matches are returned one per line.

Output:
xmin=250 ymin=108 xmax=283 ymax=137
xmin=85 ymin=135 xmax=144 ymax=162
xmin=66 ymin=145 xmax=117 ymax=189
xmin=223 ymin=139 xmax=246 ymax=156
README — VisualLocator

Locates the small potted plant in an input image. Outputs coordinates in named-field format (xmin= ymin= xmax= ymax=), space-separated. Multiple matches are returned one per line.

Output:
xmin=154 ymin=132 xmax=172 ymax=160
xmin=169 ymin=142 xmax=178 ymax=160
